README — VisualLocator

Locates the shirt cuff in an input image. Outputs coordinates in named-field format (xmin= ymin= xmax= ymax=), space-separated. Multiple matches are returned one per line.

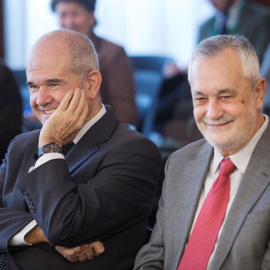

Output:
xmin=35 ymin=153 xmax=64 ymax=168
xmin=9 ymin=220 xmax=37 ymax=246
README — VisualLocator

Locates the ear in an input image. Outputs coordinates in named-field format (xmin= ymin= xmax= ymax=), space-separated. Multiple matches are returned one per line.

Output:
xmin=84 ymin=70 xmax=102 ymax=100
xmin=254 ymin=78 xmax=265 ymax=110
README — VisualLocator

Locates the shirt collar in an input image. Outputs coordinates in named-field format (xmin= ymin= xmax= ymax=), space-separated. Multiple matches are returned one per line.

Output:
xmin=73 ymin=104 xmax=106 ymax=144
xmin=211 ymin=114 xmax=269 ymax=174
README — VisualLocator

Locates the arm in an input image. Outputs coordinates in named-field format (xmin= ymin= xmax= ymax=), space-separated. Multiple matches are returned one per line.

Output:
xmin=134 ymin=153 xmax=174 ymax=270
xmin=0 ymin=89 xmax=90 ymax=252
xmin=15 ymin=88 xmax=161 ymax=246
xmin=17 ymin=135 xmax=161 ymax=247
xmin=133 ymin=158 xmax=171 ymax=270
xmin=24 ymin=225 xmax=104 ymax=263
xmin=262 ymin=242 xmax=270 ymax=270
xmin=0 ymin=141 xmax=35 ymax=252
xmin=133 ymin=191 xmax=165 ymax=269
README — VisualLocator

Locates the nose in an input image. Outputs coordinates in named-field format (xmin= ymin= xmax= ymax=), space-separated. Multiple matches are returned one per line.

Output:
xmin=206 ymin=99 xmax=223 ymax=120
xmin=36 ymin=87 xmax=52 ymax=107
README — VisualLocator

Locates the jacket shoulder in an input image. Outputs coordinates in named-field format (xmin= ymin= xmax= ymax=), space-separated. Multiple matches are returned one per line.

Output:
xmin=169 ymin=138 xmax=209 ymax=162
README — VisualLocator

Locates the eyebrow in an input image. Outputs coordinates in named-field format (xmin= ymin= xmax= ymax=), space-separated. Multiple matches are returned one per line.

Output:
xmin=193 ymin=88 xmax=237 ymax=97
xmin=216 ymin=88 xmax=237 ymax=95
xmin=26 ymin=78 xmax=64 ymax=86
xmin=46 ymin=78 xmax=64 ymax=84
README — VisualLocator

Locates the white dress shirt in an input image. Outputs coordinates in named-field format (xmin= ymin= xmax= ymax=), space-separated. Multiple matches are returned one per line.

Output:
xmin=9 ymin=104 xmax=106 ymax=246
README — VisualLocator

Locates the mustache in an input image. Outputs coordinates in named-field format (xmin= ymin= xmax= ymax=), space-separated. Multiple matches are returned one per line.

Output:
xmin=201 ymin=116 xmax=235 ymax=125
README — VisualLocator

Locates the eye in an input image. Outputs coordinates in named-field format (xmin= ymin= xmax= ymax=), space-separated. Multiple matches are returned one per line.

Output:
xmin=194 ymin=97 xmax=207 ymax=103
xmin=50 ymin=83 xmax=60 ymax=89
xmin=28 ymin=85 xmax=39 ymax=92
xmin=220 ymin=95 xmax=232 ymax=100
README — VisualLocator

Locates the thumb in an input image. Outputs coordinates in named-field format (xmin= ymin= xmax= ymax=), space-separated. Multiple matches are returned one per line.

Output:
xmin=93 ymin=241 xmax=105 ymax=257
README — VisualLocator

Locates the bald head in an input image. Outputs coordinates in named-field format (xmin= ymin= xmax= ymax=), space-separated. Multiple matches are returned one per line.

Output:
xmin=27 ymin=29 xmax=102 ymax=125
xmin=28 ymin=29 xmax=99 ymax=77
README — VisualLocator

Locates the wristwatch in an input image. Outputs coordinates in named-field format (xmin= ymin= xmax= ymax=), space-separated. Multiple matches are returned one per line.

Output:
xmin=36 ymin=142 xmax=63 ymax=160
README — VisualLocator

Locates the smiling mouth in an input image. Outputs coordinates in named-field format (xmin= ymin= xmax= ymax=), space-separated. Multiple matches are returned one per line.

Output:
xmin=202 ymin=117 xmax=235 ymax=126
xmin=44 ymin=109 xmax=56 ymax=114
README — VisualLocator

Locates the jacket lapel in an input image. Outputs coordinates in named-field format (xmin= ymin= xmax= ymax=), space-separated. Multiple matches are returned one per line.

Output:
xmin=210 ymin=123 xmax=270 ymax=269
xmin=173 ymin=141 xmax=214 ymax=269
xmin=65 ymin=107 xmax=119 ymax=174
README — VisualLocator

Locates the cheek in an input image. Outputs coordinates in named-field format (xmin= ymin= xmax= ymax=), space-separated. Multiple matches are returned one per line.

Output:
xmin=29 ymin=93 xmax=37 ymax=108
xmin=73 ymin=17 xmax=84 ymax=27
xmin=53 ymin=89 xmax=70 ymax=104
xmin=193 ymin=106 xmax=204 ymax=122
xmin=60 ymin=17 xmax=67 ymax=27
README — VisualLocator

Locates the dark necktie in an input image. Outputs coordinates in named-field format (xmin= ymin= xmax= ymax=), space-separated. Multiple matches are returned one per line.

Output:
xmin=178 ymin=158 xmax=236 ymax=270
xmin=0 ymin=253 xmax=7 ymax=270
xmin=62 ymin=142 xmax=75 ymax=156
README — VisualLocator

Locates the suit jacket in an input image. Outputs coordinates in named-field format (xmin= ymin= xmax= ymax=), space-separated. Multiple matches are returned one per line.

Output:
xmin=0 ymin=60 xmax=22 ymax=163
xmin=91 ymin=33 xmax=137 ymax=126
xmin=0 ymin=107 xmax=161 ymax=270
xmin=134 ymin=122 xmax=270 ymax=270
xmin=197 ymin=1 xmax=270 ymax=63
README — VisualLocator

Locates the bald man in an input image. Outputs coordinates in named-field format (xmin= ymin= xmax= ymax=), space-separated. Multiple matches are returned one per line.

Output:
xmin=0 ymin=30 xmax=161 ymax=270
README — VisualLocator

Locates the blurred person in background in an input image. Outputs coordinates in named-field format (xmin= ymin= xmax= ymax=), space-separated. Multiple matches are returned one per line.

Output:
xmin=198 ymin=0 xmax=270 ymax=63
xmin=51 ymin=0 xmax=137 ymax=127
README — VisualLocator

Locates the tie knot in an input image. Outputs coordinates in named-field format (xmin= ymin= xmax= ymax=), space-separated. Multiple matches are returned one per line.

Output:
xmin=219 ymin=158 xmax=236 ymax=177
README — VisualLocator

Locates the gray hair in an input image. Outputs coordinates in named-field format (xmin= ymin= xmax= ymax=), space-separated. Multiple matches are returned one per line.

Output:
xmin=188 ymin=35 xmax=260 ymax=88
xmin=33 ymin=29 xmax=99 ymax=77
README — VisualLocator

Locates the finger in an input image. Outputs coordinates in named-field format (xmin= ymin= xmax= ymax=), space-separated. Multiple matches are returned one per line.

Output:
xmin=93 ymin=241 xmax=105 ymax=257
xmin=74 ymin=89 xmax=88 ymax=115
xmin=78 ymin=254 xmax=87 ymax=263
xmin=66 ymin=88 xmax=82 ymax=113
xmin=85 ymin=249 xmax=95 ymax=260
xmin=74 ymin=90 xmax=89 ymax=124
xmin=58 ymin=90 xmax=74 ymax=112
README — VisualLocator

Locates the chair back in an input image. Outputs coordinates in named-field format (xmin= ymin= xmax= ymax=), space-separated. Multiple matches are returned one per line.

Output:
xmin=129 ymin=56 xmax=173 ymax=136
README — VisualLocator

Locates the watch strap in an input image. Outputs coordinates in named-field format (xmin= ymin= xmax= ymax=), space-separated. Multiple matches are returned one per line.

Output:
xmin=33 ymin=142 xmax=63 ymax=161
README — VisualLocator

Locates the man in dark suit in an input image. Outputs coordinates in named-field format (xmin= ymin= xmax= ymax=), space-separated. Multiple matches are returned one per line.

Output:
xmin=51 ymin=0 xmax=137 ymax=126
xmin=134 ymin=35 xmax=270 ymax=269
xmin=0 ymin=29 xmax=161 ymax=270
xmin=198 ymin=0 xmax=270 ymax=63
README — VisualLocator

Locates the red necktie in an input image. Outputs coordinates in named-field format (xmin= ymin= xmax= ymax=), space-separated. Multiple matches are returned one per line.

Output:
xmin=178 ymin=158 xmax=236 ymax=270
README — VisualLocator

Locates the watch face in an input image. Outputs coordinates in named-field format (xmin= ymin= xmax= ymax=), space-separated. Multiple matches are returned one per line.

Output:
xmin=42 ymin=142 xmax=63 ymax=154
xmin=37 ymin=142 xmax=63 ymax=160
